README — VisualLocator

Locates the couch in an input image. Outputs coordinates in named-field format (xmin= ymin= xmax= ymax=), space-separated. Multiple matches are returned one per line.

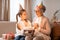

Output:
xmin=0 ymin=21 xmax=16 ymax=37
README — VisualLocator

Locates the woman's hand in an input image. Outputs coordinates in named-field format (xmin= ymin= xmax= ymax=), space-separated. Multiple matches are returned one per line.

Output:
xmin=33 ymin=23 xmax=39 ymax=29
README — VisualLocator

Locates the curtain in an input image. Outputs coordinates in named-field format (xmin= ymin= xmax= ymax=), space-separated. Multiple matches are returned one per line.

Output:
xmin=24 ymin=0 xmax=32 ymax=22
xmin=0 ymin=0 xmax=10 ymax=21
xmin=0 ymin=0 xmax=2 ymax=21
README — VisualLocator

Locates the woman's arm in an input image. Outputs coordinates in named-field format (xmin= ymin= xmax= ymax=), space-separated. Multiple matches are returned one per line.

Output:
xmin=40 ymin=18 xmax=51 ymax=35
xmin=33 ymin=23 xmax=39 ymax=29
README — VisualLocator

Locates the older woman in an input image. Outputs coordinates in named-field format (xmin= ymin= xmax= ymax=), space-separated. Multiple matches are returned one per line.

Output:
xmin=25 ymin=3 xmax=51 ymax=40
xmin=32 ymin=3 xmax=51 ymax=40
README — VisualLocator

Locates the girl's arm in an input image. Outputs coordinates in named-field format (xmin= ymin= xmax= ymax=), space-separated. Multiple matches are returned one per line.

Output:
xmin=17 ymin=23 xmax=23 ymax=30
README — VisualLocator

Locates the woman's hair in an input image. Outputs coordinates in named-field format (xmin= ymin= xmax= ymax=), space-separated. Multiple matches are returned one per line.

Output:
xmin=35 ymin=4 xmax=46 ymax=13
xmin=41 ymin=5 xmax=46 ymax=13
xmin=16 ymin=9 xmax=26 ymax=22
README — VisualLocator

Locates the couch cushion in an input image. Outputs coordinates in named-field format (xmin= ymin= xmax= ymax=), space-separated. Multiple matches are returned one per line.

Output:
xmin=0 ymin=21 xmax=16 ymax=37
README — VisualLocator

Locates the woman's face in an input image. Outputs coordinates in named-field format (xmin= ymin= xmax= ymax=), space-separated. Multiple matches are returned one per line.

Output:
xmin=20 ymin=11 xmax=27 ymax=20
xmin=35 ymin=9 xmax=43 ymax=17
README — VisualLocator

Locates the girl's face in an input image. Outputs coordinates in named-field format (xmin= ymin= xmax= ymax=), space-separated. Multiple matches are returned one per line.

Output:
xmin=20 ymin=11 xmax=27 ymax=20
xmin=35 ymin=10 xmax=43 ymax=17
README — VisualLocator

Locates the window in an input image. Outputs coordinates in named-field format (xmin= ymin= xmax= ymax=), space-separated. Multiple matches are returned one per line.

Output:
xmin=10 ymin=0 xmax=24 ymax=22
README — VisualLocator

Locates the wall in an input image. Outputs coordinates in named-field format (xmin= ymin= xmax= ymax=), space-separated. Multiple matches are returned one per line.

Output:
xmin=43 ymin=0 xmax=60 ymax=21
xmin=31 ymin=0 xmax=60 ymax=21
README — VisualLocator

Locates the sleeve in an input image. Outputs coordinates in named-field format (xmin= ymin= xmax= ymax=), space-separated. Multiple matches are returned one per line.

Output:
xmin=45 ymin=18 xmax=51 ymax=35
xmin=40 ymin=18 xmax=51 ymax=35
xmin=17 ymin=21 xmax=23 ymax=30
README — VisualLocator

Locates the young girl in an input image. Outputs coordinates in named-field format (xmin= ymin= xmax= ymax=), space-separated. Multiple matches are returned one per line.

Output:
xmin=15 ymin=9 xmax=32 ymax=40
